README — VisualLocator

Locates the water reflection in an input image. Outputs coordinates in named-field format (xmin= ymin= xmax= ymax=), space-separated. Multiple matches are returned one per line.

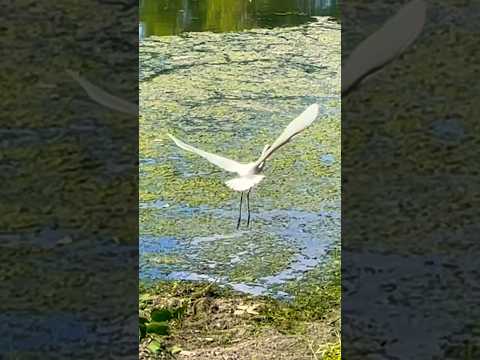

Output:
xmin=140 ymin=0 xmax=338 ymax=38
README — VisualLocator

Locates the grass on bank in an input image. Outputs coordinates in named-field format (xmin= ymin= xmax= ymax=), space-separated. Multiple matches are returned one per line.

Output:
xmin=139 ymin=250 xmax=340 ymax=359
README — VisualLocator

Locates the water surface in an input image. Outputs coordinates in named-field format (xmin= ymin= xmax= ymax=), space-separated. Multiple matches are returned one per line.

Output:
xmin=140 ymin=0 xmax=338 ymax=38
xmin=139 ymin=16 xmax=340 ymax=298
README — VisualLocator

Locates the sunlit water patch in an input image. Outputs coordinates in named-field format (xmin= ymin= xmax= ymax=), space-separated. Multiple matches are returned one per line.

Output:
xmin=140 ymin=204 xmax=339 ymax=297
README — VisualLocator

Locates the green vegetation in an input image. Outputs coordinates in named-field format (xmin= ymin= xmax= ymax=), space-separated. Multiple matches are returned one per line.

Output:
xmin=139 ymin=269 xmax=340 ymax=358
xmin=262 ymin=248 xmax=340 ymax=333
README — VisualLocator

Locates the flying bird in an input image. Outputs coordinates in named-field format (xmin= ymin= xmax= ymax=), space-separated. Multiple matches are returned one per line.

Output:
xmin=167 ymin=103 xmax=320 ymax=229
xmin=342 ymin=0 xmax=426 ymax=95
xmin=66 ymin=70 xmax=138 ymax=115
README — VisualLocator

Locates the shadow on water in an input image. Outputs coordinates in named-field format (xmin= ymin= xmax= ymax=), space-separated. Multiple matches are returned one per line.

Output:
xmin=140 ymin=0 xmax=338 ymax=38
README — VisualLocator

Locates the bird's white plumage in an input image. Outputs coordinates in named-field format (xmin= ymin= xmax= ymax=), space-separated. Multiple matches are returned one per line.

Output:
xmin=256 ymin=103 xmax=319 ymax=164
xmin=66 ymin=70 xmax=139 ymax=115
xmin=167 ymin=133 xmax=245 ymax=174
xmin=342 ymin=0 xmax=426 ymax=94
xmin=225 ymin=175 xmax=265 ymax=192
xmin=168 ymin=103 xmax=320 ymax=192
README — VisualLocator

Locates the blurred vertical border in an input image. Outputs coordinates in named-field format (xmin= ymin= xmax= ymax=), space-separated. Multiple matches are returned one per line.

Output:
xmin=0 ymin=0 xmax=139 ymax=358
xmin=342 ymin=1 xmax=480 ymax=358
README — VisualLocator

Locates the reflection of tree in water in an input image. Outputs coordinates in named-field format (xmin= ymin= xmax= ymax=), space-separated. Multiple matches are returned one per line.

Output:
xmin=140 ymin=0 xmax=198 ymax=36
xmin=255 ymin=0 xmax=335 ymax=14
xmin=140 ymin=0 xmax=337 ymax=37
xmin=202 ymin=0 xmax=252 ymax=33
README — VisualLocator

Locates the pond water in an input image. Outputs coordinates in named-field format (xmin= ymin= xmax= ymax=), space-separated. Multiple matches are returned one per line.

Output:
xmin=140 ymin=0 xmax=338 ymax=38
xmin=139 ymin=14 xmax=340 ymax=298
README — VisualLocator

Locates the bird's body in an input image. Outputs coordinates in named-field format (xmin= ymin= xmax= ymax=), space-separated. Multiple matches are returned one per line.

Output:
xmin=225 ymin=174 xmax=265 ymax=192
xmin=168 ymin=133 xmax=273 ymax=192
xmin=223 ymin=144 xmax=270 ymax=191
xmin=168 ymin=103 xmax=320 ymax=228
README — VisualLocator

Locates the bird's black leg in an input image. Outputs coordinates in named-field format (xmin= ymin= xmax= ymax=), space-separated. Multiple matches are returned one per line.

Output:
xmin=247 ymin=189 xmax=251 ymax=228
xmin=236 ymin=192 xmax=243 ymax=230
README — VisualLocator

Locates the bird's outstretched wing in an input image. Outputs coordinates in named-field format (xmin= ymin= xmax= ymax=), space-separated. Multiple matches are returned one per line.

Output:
xmin=342 ymin=0 xmax=426 ymax=95
xmin=167 ymin=134 xmax=244 ymax=174
xmin=66 ymin=70 xmax=138 ymax=115
xmin=256 ymin=103 xmax=319 ymax=164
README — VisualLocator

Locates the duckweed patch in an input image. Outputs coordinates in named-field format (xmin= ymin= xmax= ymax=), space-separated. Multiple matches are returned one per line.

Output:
xmin=263 ymin=248 xmax=340 ymax=332
xmin=198 ymin=232 xmax=297 ymax=282
xmin=140 ymin=209 xmax=234 ymax=238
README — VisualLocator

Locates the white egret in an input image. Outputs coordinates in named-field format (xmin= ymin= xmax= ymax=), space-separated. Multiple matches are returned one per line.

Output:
xmin=66 ymin=70 xmax=138 ymax=115
xmin=342 ymin=0 xmax=426 ymax=95
xmin=167 ymin=103 xmax=319 ymax=229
